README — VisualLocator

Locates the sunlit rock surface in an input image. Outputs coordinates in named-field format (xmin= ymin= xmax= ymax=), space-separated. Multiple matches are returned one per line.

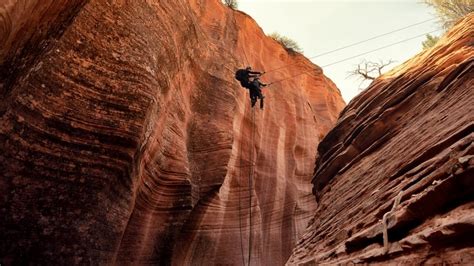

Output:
xmin=288 ymin=15 xmax=474 ymax=265
xmin=0 ymin=0 xmax=344 ymax=264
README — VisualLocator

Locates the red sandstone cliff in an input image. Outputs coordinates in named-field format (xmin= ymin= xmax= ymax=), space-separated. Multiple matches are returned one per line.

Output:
xmin=0 ymin=0 xmax=344 ymax=264
xmin=288 ymin=15 xmax=474 ymax=265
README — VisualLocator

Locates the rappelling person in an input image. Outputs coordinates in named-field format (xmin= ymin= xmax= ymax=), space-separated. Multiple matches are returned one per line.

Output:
xmin=249 ymin=76 xmax=267 ymax=109
xmin=235 ymin=66 xmax=265 ymax=89
xmin=235 ymin=66 xmax=267 ymax=109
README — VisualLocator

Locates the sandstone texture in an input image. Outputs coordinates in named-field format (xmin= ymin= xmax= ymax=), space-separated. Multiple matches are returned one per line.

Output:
xmin=0 ymin=0 xmax=344 ymax=264
xmin=288 ymin=15 xmax=474 ymax=265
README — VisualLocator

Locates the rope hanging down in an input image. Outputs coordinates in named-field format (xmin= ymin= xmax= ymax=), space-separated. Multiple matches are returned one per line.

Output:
xmin=238 ymin=127 xmax=246 ymax=266
xmin=234 ymin=10 xmax=248 ymax=265
xmin=233 ymin=10 xmax=257 ymax=266
xmin=233 ymin=11 xmax=250 ymax=67
xmin=237 ymin=102 xmax=257 ymax=266
xmin=247 ymin=106 xmax=255 ymax=266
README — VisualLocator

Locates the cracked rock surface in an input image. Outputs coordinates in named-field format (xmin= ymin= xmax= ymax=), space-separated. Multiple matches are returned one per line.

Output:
xmin=288 ymin=15 xmax=474 ymax=265
xmin=0 ymin=0 xmax=344 ymax=264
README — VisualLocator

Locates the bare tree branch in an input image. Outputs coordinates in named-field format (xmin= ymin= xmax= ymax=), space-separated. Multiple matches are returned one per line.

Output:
xmin=347 ymin=59 xmax=396 ymax=83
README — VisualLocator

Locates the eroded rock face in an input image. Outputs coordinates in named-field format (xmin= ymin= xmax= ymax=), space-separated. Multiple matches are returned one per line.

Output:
xmin=288 ymin=15 xmax=474 ymax=265
xmin=0 ymin=0 xmax=344 ymax=264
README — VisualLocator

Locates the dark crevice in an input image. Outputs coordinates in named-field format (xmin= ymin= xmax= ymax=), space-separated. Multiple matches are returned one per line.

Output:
xmin=389 ymin=123 xmax=474 ymax=180
xmin=346 ymin=169 xmax=474 ymax=255
xmin=380 ymin=71 xmax=435 ymax=111
xmin=436 ymin=59 xmax=473 ymax=92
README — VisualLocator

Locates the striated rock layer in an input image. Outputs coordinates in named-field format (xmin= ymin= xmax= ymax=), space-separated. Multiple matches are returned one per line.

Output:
xmin=288 ymin=15 xmax=474 ymax=265
xmin=0 ymin=0 xmax=344 ymax=264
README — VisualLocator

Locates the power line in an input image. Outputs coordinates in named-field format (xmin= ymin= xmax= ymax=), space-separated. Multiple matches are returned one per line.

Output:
xmin=309 ymin=18 xmax=438 ymax=60
xmin=321 ymin=28 xmax=442 ymax=68
xmin=266 ymin=17 xmax=438 ymax=73
xmin=267 ymin=28 xmax=442 ymax=85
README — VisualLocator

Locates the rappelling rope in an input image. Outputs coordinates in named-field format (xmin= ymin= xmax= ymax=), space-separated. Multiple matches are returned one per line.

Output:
xmin=236 ymin=67 xmax=249 ymax=265
xmin=233 ymin=10 xmax=246 ymax=266
xmin=238 ymin=123 xmax=246 ymax=266
xmin=232 ymin=9 xmax=256 ymax=266
xmin=232 ymin=11 xmax=250 ymax=67
xmin=266 ymin=72 xmax=307 ymax=87
xmin=236 ymin=103 xmax=257 ymax=266
xmin=247 ymin=106 xmax=256 ymax=266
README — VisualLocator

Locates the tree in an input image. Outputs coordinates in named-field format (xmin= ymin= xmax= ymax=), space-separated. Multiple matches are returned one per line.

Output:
xmin=223 ymin=0 xmax=238 ymax=9
xmin=348 ymin=59 xmax=395 ymax=88
xmin=422 ymin=34 xmax=440 ymax=49
xmin=268 ymin=32 xmax=303 ymax=54
xmin=420 ymin=0 xmax=473 ymax=49
xmin=422 ymin=0 xmax=474 ymax=29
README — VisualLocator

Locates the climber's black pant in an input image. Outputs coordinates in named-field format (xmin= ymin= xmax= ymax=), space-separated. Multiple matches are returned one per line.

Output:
xmin=249 ymin=88 xmax=263 ymax=108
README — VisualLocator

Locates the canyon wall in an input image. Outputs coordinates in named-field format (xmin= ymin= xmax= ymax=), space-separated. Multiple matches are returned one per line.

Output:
xmin=0 ymin=0 xmax=344 ymax=264
xmin=288 ymin=15 xmax=474 ymax=265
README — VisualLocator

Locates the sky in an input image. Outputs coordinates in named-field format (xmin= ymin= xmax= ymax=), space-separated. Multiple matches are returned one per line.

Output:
xmin=238 ymin=0 xmax=441 ymax=103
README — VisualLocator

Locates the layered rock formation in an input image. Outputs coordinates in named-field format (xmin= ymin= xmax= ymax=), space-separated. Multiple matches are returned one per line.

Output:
xmin=288 ymin=15 xmax=474 ymax=265
xmin=0 ymin=0 xmax=344 ymax=264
